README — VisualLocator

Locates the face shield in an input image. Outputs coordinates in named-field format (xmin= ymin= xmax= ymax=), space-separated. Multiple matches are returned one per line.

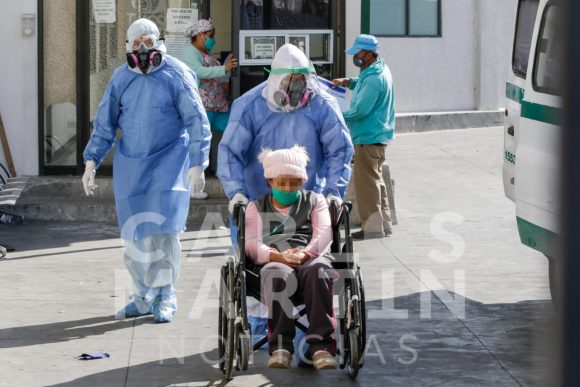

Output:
xmin=265 ymin=69 xmax=318 ymax=112
xmin=263 ymin=44 xmax=319 ymax=112
xmin=125 ymin=18 xmax=167 ymax=54
xmin=125 ymin=19 xmax=166 ymax=72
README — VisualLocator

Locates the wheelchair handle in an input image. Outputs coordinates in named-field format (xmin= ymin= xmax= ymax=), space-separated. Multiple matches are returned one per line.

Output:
xmin=232 ymin=202 xmax=246 ymax=228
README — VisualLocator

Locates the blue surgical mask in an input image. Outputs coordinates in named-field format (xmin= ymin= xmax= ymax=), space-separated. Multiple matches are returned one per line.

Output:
xmin=205 ymin=36 xmax=216 ymax=52
xmin=271 ymin=189 xmax=301 ymax=206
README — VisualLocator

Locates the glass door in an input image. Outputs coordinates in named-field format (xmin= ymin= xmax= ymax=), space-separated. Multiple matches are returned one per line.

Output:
xmin=40 ymin=0 xmax=78 ymax=174
xmin=39 ymin=0 xmax=209 ymax=175
xmin=87 ymin=0 xmax=209 ymax=173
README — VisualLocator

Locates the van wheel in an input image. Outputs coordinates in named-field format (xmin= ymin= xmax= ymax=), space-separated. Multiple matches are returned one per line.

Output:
xmin=547 ymin=256 xmax=559 ymax=305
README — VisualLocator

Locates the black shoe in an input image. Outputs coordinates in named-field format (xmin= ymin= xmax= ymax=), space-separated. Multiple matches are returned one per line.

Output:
xmin=351 ymin=230 xmax=385 ymax=240
xmin=384 ymin=229 xmax=393 ymax=237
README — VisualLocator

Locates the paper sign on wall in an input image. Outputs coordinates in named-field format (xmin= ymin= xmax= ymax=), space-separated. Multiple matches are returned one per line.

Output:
xmin=166 ymin=8 xmax=198 ymax=33
xmin=92 ymin=0 xmax=116 ymax=24
xmin=251 ymin=37 xmax=276 ymax=59
xmin=165 ymin=8 xmax=198 ymax=56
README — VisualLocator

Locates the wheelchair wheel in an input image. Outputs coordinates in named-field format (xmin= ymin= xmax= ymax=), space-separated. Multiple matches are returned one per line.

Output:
xmin=219 ymin=260 xmax=236 ymax=379
xmin=347 ymin=327 xmax=360 ymax=379
xmin=236 ymin=328 xmax=251 ymax=371
xmin=345 ymin=279 xmax=362 ymax=379
xmin=218 ymin=267 xmax=226 ymax=373
xmin=357 ymin=269 xmax=367 ymax=368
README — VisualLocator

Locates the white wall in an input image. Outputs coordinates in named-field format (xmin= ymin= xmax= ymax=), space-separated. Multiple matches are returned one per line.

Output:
xmin=0 ymin=0 xmax=38 ymax=176
xmin=478 ymin=0 xmax=518 ymax=110
xmin=345 ymin=0 xmax=517 ymax=113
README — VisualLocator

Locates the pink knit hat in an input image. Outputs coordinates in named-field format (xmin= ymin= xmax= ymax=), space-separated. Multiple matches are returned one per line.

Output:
xmin=258 ymin=146 xmax=309 ymax=181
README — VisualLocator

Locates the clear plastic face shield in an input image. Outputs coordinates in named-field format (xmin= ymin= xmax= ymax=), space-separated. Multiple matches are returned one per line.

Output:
xmin=264 ymin=67 xmax=319 ymax=112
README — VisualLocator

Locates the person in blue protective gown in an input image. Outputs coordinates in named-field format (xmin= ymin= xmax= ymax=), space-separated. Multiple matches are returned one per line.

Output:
xmin=218 ymin=43 xmax=353 ymax=207
xmin=217 ymin=43 xmax=353 ymax=355
xmin=81 ymin=18 xmax=211 ymax=323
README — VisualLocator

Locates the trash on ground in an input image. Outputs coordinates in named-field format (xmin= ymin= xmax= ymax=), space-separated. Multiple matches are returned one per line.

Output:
xmin=75 ymin=352 xmax=110 ymax=360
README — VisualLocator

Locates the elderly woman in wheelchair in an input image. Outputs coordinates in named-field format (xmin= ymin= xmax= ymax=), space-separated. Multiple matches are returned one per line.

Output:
xmin=243 ymin=146 xmax=338 ymax=370
xmin=220 ymin=146 xmax=365 ymax=379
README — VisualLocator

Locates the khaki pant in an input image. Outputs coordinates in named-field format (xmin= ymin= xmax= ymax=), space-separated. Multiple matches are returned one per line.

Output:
xmin=353 ymin=144 xmax=392 ymax=234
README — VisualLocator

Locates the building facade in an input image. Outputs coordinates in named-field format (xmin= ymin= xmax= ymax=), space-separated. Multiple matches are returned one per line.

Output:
xmin=0 ymin=0 xmax=517 ymax=177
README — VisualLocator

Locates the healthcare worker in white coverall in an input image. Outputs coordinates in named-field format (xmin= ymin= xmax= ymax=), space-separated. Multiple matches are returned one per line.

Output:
xmin=217 ymin=43 xmax=353 ymax=352
xmin=82 ymin=19 xmax=211 ymax=323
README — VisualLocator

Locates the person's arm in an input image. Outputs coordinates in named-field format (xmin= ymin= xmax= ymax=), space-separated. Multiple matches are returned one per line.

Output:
xmin=342 ymin=77 xmax=382 ymax=122
xmin=318 ymin=101 xmax=354 ymax=198
xmin=216 ymin=99 xmax=253 ymax=199
xmin=178 ymin=45 xmax=226 ymax=80
xmin=245 ymin=202 xmax=277 ymax=265
xmin=348 ymin=77 xmax=359 ymax=90
xmin=176 ymin=68 xmax=211 ymax=169
xmin=82 ymin=77 xmax=121 ymax=167
xmin=302 ymin=194 xmax=333 ymax=258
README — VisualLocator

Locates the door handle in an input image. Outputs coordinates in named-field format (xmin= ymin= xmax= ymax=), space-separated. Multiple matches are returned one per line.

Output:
xmin=507 ymin=126 xmax=515 ymax=136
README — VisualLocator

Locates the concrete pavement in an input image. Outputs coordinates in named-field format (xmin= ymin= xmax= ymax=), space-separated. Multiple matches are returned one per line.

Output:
xmin=0 ymin=127 xmax=554 ymax=386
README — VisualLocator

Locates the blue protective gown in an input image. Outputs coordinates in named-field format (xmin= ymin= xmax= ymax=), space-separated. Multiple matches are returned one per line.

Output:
xmin=83 ymin=56 xmax=211 ymax=241
xmin=217 ymin=83 xmax=354 ymax=201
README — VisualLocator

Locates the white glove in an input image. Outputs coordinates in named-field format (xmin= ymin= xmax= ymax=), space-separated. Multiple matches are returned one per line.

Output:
xmin=326 ymin=194 xmax=343 ymax=207
xmin=229 ymin=192 xmax=249 ymax=213
xmin=82 ymin=160 xmax=97 ymax=196
xmin=188 ymin=166 xmax=206 ymax=196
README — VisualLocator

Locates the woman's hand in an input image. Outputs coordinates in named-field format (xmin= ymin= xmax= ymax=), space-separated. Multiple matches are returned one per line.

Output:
xmin=225 ymin=53 xmax=238 ymax=72
xmin=270 ymin=248 xmax=310 ymax=268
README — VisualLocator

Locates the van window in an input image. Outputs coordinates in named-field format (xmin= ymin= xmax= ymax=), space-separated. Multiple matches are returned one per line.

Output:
xmin=512 ymin=0 xmax=540 ymax=78
xmin=533 ymin=5 xmax=563 ymax=95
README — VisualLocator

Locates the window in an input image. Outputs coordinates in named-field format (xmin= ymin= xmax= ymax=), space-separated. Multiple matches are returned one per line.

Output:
xmin=533 ymin=5 xmax=562 ymax=95
xmin=362 ymin=0 xmax=441 ymax=37
xmin=512 ymin=0 xmax=540 ymax=78
xmin=239 ymin=30 xmax=333 ymax=65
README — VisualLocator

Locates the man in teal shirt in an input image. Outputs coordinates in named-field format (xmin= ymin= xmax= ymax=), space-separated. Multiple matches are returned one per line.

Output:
xmin=333 ymin=34 xmax=395 ymax=239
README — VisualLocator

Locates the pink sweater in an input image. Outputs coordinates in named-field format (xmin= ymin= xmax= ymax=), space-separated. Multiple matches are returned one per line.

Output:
xmin=245 ymin=193 xmax=333 ymax=265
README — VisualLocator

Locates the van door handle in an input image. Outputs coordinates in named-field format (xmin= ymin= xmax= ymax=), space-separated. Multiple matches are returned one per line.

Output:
xmin=507 ymin=126 xmax=515 ymax=136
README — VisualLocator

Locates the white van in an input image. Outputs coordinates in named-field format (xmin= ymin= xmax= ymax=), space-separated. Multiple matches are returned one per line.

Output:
xmin=503 ymin=0 xmax=563 ymax=298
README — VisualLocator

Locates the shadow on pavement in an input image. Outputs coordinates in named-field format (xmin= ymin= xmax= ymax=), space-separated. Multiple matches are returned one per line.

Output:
xmin=0 ymin=315 xmax=153 ymax=348
xmin=32 ymin=293 xmax=555 ymax=386
xmin=0 ymin=223 xmax=120 ymax=254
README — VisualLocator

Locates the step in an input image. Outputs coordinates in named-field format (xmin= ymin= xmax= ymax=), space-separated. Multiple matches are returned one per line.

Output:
xmin=396 ymin=110 xmax=504 ymax=133
xmin=19 ymin=175 xmax=227 ymax=201
xmin=9 ymin=168 xmax=399 ymax=228
xmin=11 ymin=196 xmax=229 ymax=227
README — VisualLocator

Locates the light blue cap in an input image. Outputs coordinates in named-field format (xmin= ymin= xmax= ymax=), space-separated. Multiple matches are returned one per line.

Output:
xmin=345 ymin=34 xmax=379 ymax=55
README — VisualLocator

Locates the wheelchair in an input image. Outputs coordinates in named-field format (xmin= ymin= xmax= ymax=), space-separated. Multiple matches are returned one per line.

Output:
xmin=218 ymin=200 xmax=367 ymax=380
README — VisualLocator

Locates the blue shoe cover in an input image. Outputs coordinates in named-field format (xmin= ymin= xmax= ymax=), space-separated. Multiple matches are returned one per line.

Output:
xmin=116 ymin=300 xmax=151 ymax=319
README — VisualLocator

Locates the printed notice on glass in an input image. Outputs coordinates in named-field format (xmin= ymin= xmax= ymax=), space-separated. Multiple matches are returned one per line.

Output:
xmin=166 ymin=8 xmax=198 ymax=33
xmin=92 ymin=0 xmax=116 ymax=24
xmin=165 ymin=35 xmax=191 ymax=57
xmin=251 ymin=37 xmax=276 ymax=59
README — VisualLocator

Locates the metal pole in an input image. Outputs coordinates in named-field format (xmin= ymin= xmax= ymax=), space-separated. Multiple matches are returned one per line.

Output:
xmin=232 ymin=0 xmax=241 ymax=99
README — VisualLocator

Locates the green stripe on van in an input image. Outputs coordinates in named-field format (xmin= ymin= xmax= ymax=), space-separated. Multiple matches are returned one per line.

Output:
xmin=516 ymin=216 xmax=559 ymax=257
xmin=506 ymin=82 xmax=525 ymax=104
xmin=521 ymin=100 xmax=563 ymax=126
